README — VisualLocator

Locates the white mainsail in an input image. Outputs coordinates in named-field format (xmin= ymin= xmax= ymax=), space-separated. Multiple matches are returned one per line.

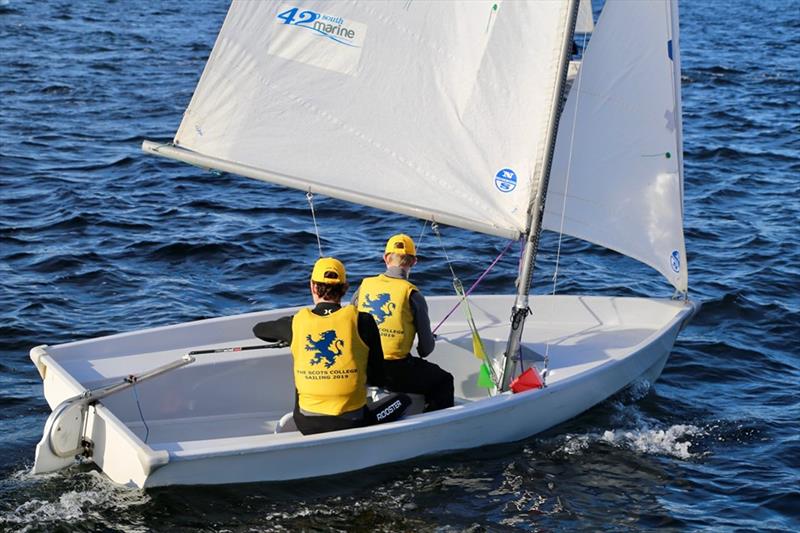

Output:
xmin=161 ymin=0 xmax=575 ymax=239
xmin=543 ymin=0 xmax=687 ymax=292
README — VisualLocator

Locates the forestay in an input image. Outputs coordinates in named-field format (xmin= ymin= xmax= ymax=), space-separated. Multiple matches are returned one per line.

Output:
xmin=168 ymin=0 xmax=574 ymax=239
xmin=543 ymin=0 xmax=688 ymax=292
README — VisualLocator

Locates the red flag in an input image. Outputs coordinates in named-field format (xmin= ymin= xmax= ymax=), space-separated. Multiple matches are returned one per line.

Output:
xmin=510 ymin=368 xmax=543 ymax=393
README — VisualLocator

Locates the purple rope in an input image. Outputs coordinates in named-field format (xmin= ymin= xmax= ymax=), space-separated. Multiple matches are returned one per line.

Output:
xmin=432 ymin=239 xmax=515 ymax=334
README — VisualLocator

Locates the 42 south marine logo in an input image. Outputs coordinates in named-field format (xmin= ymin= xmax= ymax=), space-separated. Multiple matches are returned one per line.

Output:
xmin=276 ymin=6 xmax=361 ymax=47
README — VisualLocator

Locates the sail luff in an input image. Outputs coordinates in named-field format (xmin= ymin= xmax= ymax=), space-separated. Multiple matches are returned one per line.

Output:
xmin=668 ymin=0 xmax=689 ymax=295
xmin=669 ymin=0 xmax=686 ymax=219
xmin=499 ymin=0 xmax=580 ymax=391
xmin=142 ymin=141 xmax=520 ymax=240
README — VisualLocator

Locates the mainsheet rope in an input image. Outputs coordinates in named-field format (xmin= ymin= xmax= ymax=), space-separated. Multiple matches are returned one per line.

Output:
xmin=417 ymin=219 xmax=428 ymax=249
xmin=306 ymin=191 xmax=324 ymax=257
xmin=431 ymin=223 xmax=458 ymax=283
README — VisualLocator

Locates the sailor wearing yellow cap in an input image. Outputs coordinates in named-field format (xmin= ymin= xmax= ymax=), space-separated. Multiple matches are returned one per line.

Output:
xmin=253 ymin=257 xmax=410 ymax=435
xmin=353 ymin=234 xmax=454 ymax=412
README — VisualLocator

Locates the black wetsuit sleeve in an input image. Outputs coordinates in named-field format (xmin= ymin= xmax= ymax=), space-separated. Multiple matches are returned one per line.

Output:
xmin=410 ymin=290 xmax=436 ymax=357
xmin=252 ymin=315 xmax=293 ymax=343
xmin=358 ymin=311 xmax=386 ymax=387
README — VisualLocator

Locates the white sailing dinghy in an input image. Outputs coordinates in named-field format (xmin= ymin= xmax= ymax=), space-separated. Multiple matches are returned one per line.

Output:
xmin=31 ymin=0 xmax=696 ymax=487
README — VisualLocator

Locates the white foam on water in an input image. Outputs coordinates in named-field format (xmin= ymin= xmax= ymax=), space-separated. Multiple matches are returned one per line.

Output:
xmin=554 ymin=423 xmax=704 ymax=460
xmin=559 ymin=434 xmax=591 ymax=455
xmin=552 ymin=394 xmax=706 ymax=460
xmin=600 ymin=424 xmax=704 ymax=459
xmin=0 ymin=469 xmax=150 ymax=532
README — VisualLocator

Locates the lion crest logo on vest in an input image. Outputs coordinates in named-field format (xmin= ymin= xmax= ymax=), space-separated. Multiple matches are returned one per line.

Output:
xmin=305 ymin=330 xmax=344 ymax=368
xmin=363 ymin=292 xmax=396 ymax=325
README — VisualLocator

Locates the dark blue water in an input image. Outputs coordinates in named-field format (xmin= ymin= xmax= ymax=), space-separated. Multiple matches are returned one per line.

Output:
xmin=1 ymin=0 xmax=798 ymax=531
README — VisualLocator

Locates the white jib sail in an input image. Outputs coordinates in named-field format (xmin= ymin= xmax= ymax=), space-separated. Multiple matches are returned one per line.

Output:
xmin=169 ymin=1 xmax=574 ymax=239
xmin=543 ymin=0 xmax=688 ymax=292
xmin=575 ymin=0 xmax=594 ymax=34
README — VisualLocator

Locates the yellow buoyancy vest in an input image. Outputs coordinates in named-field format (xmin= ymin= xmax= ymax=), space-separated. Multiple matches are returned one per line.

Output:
xmin=357 ymin=274 xmax=417 ymax=360
xmin=291 ymin=305 xmax=369 ymax=415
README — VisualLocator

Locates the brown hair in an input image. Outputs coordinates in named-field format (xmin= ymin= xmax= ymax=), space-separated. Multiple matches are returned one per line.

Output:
xmin=386 ymin=253 xmax=416 ymax=268
xmin=312 ymin=281 xmax=347 ymax=301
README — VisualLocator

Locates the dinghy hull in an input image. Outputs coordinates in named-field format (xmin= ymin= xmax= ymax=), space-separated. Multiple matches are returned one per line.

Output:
xmin=31 ymin=295 xmax=696 ymax=487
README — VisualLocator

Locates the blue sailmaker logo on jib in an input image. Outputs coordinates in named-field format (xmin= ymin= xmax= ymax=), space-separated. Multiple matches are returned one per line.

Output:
xmin=670 ymin=250 xmax=681 ymax=273
xmin=495 ymin=168 xmax=517 ymax=193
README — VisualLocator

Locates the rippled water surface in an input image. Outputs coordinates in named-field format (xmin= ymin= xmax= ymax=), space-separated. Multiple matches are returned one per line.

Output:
xmin=1 ymin=0 xmax=798 ymax=531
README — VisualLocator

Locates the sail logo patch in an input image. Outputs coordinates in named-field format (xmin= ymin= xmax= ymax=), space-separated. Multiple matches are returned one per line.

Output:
xmin=269 ymin=4 xmax=367 ymax=75
xmin=363 ymin=292 xmax=395 ymax=325
xmin=670 ymin=250 xmax=681 ymax=273
xmin=305 ymin=330 xmax=344 ymax=368
xmin=495 ymin=168 xmax=518 ymax=193
xmin=276 ymin=6 xmax=361 ymax=47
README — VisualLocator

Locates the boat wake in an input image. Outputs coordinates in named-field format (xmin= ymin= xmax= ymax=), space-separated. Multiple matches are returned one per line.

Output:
xmin=555 ymin=423 xmax=704 ymax=460
xmin=0 ymin=468 xmax=149 ymax=532
xmin=553 ymin=389 xmax=707 ymax=460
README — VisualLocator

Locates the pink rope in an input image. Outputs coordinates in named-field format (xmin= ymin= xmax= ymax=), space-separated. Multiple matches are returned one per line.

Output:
xmin=432 ymin=239 xmax=515 ymax=334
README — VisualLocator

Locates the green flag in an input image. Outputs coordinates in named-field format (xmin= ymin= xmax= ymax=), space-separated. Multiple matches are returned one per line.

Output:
xmin=477 ymin=363 xmax=494 ymax=389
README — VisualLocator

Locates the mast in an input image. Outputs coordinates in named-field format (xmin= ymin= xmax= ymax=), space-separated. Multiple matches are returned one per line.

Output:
xmin=500 ymin=0 xmax=580 ymax=391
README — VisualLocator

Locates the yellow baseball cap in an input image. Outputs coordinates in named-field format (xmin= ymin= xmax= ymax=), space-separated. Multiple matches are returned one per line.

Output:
xmin=310 ymin=257 xmax=347 ymax=284
xmin=384 ymin=234 xmax=416 ymax=256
